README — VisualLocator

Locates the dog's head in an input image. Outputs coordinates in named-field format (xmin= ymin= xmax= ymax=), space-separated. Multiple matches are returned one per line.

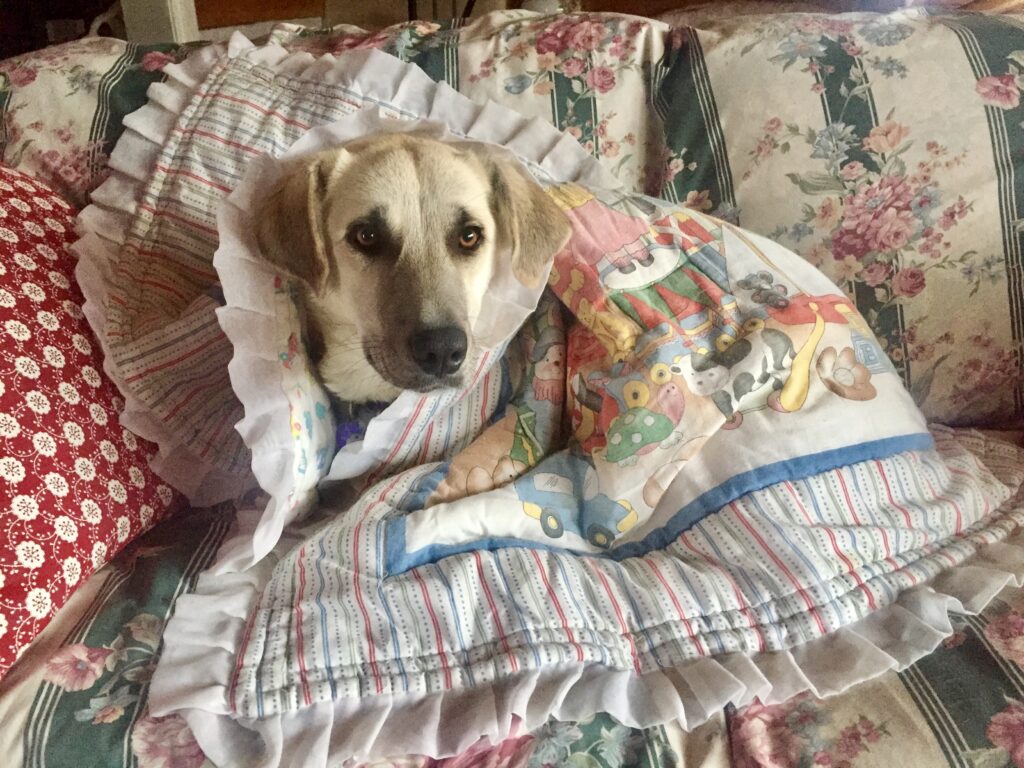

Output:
xmin=255 ymin=133 xmax=571 ymax=403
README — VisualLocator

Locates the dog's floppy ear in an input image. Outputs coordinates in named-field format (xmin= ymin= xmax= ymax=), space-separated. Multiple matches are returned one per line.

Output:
xmin=484 ymin=153 xmax=571 ymax=287
xmin=254 ymin=150 xmax=347 ymax=295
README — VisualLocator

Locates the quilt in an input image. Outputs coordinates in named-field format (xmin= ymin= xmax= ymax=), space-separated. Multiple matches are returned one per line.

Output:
xmin=84 ymin=41 xmax=1017 ymax=766
xmin=57 ymin=24 xmax=1024 ymax=768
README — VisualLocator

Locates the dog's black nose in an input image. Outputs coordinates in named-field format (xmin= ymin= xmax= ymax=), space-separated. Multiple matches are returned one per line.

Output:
xmin=409 ymin=326 xmax=467 ymax=378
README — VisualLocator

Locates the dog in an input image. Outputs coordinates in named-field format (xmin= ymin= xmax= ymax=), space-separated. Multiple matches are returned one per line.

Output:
xmin=255 ymin=133 xmax=571 ymax=404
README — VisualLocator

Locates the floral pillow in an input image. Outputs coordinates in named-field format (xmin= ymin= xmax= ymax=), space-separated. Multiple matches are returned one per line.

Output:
xmin=0 ymin=37 xmax=191 ymax=207
xmin=0 ymin=165 xmax=179 ymax=680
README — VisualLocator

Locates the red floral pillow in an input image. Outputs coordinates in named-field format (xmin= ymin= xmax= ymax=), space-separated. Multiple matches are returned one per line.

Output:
xmin=0 ymin=165 xmax=180 ymax=680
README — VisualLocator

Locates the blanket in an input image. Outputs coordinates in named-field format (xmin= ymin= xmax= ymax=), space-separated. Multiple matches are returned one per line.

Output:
xmin=66 ymin=36 xmax=1023 ymax=766
xmin=179 ymin=153 xmax=1020 ymax=762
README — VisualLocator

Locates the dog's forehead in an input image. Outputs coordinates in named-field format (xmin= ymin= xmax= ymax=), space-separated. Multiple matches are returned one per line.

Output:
xmin=339 ymin=138 xmax=493 ymax=218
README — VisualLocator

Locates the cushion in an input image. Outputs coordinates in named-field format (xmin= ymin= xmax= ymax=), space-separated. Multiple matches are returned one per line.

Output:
xmin=0 ymin=37 xmax=189 ymax=207
xmin=0 ymin=165 xmax=179 ymax=681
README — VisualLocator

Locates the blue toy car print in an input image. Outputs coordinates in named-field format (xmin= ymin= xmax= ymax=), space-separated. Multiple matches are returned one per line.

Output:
xmin=513 ymin=453 xmax=638 ymax=549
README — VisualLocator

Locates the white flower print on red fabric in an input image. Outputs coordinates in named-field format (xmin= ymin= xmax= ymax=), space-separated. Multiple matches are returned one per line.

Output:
xmin=15 ymin=356 xmax=40 ymax=378
xmin=36 ymin=310 xmax=58 ymax=330
xmin=75 ymin=457 xmax=95 ymax=480
xmin=0 ymin=166 xmax=180 ymax=682
xmin=59 ymin=382 xmax=80 ymax=404
xmin=62 ymin=557 xmax=80 ymax=586
xmin=11 ymin=495 xmax=39 ymax=520
xmin=81 ymin=499 xmax=101 ymax=524
xmin=6 ymin=319 xmax=30 ymax=340
xmin=0 ymin=414 xmax=19 ymax=437
xmin=25 ymin=588 xmax=51 ymax=619
xmin=16 ymin=541 xmax=44 ymax=568
xmin=33 ymin=431 xmax=56 ymax=455
xmin=25 ymin=390 xmax=50 ymax=413
xmin=91 ymin=542 xmax=107 ymax=570
xmin=0 ymin=456 xmax=26 ymax=482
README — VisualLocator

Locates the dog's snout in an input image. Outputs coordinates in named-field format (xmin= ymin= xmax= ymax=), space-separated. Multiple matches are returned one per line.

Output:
xmin=409 ymin=326 xmax=468 ymax=378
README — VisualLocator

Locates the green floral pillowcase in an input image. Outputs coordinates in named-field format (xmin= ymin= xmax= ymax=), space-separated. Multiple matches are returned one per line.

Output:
xmin=0 ymin=38 xmax=192 ymax=207
xmin=691 ymin=11 xmax=1024 ymax=427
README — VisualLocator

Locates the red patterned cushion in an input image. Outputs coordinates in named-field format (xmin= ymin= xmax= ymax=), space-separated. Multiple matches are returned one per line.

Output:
xmin=0 ymin=165 xmax=180 ymax=680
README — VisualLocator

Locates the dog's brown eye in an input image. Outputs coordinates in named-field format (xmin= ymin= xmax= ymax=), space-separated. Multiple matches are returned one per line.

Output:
xmin=459 ymin=226 xmax=483 ymax=251
xmin=353 ymin=226 xmax=378 ymax=248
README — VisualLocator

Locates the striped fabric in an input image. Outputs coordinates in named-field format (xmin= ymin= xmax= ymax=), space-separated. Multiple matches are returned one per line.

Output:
xmin=228 ymin=427 xmax=1023 ymax=718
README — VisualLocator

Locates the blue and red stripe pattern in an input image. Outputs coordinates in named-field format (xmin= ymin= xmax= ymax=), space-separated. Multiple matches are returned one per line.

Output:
xmin=229 ymin=427 xmax=1024 ymax=717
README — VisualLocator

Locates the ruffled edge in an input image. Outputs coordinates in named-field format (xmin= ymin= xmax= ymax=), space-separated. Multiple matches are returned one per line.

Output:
xmin=70 ymin=34 xmax=260 ymax=506
xmin=152 ymin=445 xmax=1024 ymax=765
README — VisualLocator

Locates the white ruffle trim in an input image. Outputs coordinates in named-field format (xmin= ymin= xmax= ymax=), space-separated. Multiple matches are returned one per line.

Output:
xmin=153 ymin=472 xmax=1024 ymax=766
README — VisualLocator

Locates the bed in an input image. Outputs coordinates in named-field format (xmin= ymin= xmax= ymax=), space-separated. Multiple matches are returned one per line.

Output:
xmin=2 ymin=4 xmax=1024 ymax=767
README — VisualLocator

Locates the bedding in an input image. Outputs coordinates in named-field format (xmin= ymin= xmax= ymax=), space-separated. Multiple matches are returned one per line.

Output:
xmin=3 ymin=6 xmax=1024 ymax=768
xmin=51 ymin=26 xmax=1020 ymax=765
xmin=0 ymin=165 xmax=180 ymax=682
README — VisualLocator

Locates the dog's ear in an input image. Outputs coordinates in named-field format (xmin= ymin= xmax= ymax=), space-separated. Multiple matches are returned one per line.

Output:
xmin=254 ymin=150 xmax=347 ymax=295
xmin=484 ymin=153 xmax=571 ymax=287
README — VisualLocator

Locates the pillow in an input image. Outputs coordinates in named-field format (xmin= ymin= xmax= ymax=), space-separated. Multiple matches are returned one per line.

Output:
xmin=0 ymin=165 xmax=179 ymax=681
xmin=0 ymin=37 xmax=190 ymax=207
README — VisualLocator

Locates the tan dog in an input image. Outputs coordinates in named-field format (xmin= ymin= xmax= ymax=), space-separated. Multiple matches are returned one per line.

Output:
xmin=255 ymin=133 xmax=571 ymax=404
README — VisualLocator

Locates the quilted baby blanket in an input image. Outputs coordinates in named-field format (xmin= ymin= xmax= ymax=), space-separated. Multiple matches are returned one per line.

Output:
xmin=378 ymin=183 xmax=935 ymax=572
xmin=69 ymin=32 xmax=1024 ymax=768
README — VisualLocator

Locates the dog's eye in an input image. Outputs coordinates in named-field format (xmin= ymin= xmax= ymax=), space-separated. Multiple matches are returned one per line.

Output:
xmin=350 ymin=225 xmax=378 ymax=250
xmin=458 ymin=226 xmax=483 ymax=251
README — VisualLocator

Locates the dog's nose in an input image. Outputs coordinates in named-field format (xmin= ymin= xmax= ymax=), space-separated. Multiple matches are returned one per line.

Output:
xmin=409 ymin=326 xmax=468 ymax=378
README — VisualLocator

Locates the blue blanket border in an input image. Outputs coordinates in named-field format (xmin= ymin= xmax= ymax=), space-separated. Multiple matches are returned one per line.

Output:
xmin=381 ymin=432 xmax=935 ymax=577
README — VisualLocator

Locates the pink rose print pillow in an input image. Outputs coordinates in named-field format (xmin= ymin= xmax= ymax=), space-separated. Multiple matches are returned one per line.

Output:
xmin=0 ymin=165 xmax=180 ymax=680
